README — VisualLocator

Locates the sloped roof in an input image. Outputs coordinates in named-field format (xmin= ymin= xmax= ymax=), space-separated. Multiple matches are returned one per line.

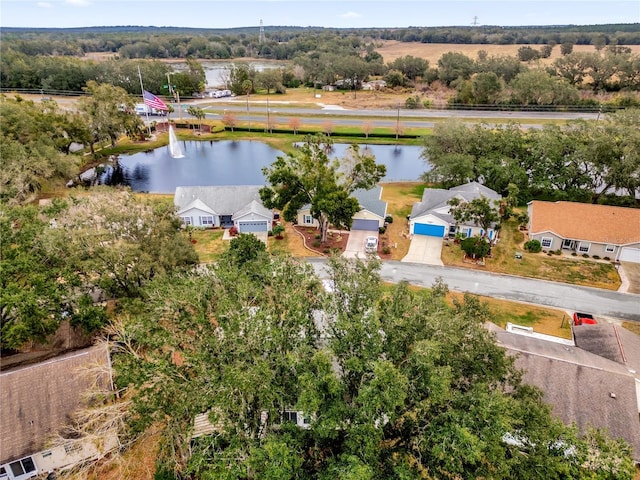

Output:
xmin=0 ymin=345 xmax=110 ymax=464
xmin=490 ymin=325 xmax=640 ymax=462
xmin=176 ymin=198 xmax=217 ymax=216
xmin=298 ymin=187 xmax=388 ymax=219
xmin=353 ymin=186 xmax=387 ymax=218
xmin=410 ymin=181 xmax=501 ymax=220
xmin=529 ymin=200 xmax=640 ymax=245
xmin=232 ymin=200 xmax=273 ymax=221
xmin=174 ymin=186 xmax=264 ymax=216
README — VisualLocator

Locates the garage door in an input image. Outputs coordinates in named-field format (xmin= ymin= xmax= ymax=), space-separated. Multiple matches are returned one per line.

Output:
xmin=414 ymin=223 xmax=445 ymax=237
xmin=238 ymin=221 xmax=268 ymax=233
xmin=619 ymin=247 xmax=640 ymax=263
xmin=352 ymin=219 xmax=379 ymax=231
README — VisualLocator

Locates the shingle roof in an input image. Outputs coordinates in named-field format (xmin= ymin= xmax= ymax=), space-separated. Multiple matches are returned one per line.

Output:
xmin=529 ymin=200 xmax=640 ymax=245
xmin=410 ymin=181 xmax=501 ymax=219
xmin=0 ymin=345 xmax=110 ymax=464
xmin=353 ymin=186 xmax=387 ymax=218
xmin=174 ymin=186 xmax=265 ymax=216
xmin=232 ymin=200 xmax=273 ymax=220
xmin=490 ymin=325 xmax=640 ymax=461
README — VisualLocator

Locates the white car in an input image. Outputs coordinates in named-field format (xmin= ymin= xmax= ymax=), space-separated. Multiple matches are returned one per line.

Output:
xmin=364 ymin=236 xmax=378 ymax=253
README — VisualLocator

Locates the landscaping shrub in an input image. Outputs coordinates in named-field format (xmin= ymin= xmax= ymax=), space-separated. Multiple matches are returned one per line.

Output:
xmin=385 ymin=215 xmax=393 ymax=224
xmin=603 ymin=256 xmax=611 ymax=261
xmin=382 ymin=245 xmax=391 ymax=255
xmin=582 ymin=253 xmax=590 ymax=258
xmin=592 ymin=255 xmax=600 ymax=259
xmin=524 ymin=239 xmax=542 ymax=253
xmin=379 ymin=226 xmax=387 ymax=234
xmin=572 ymin=252 xmax=578 ymax=256
xmin=554 ymin=249 xmax=562 ymax=255
xmin=313 ymin=240 xmax=321 ymax=248
xmin=315 ymin=234 xmax=321 ymax=240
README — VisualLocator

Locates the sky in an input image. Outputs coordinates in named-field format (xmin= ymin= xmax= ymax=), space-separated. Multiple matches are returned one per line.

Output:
xmin=1 ymin=0 xmax=639 ymax=29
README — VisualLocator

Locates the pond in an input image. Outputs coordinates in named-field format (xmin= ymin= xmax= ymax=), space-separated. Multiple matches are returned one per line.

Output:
xmin=98 ymin=141 xmax=428 ymax=193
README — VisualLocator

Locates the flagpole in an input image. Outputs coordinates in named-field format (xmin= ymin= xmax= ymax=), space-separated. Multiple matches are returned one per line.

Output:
xmin=137 ymin=65 xmax=152 ymax=136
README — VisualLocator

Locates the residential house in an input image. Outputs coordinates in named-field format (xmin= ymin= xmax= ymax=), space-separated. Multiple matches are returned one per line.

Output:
xmin=0 ymin=345 xmax=118 ymax=480
xmin=174 ymin=186 xmax=274 ymax=233
xmin=527 ymin=200 xmax=640 ymax=263
xmin=490 ymin=323 xmax=640 ymax=462
xmin=296 ymin=186 xmax=388 ymax=231
xmin=408 ymin=181 xmax=502 ymax=240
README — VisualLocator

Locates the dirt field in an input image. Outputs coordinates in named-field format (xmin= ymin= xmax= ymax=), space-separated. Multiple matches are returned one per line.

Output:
xmin=375 ymin=40 xmax=640 ymax=65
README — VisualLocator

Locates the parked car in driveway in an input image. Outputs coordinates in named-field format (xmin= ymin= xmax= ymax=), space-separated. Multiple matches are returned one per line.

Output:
xmin=573 ymin=312 xmax=598 ymax=325
xmin=365 ymin=236 xmax=378 ymax=253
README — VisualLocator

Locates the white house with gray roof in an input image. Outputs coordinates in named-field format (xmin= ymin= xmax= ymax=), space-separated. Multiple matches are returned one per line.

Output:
xmin=174 ymin=186 xmax=273 ymax=233
xmin=296 ymin=186 xmax=388 ymax=231
xmin=409 ymin=182 xmax=501 ymax=240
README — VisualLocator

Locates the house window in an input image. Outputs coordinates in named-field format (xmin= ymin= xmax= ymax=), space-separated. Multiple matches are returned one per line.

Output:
xmin=282 ymin=411 xmax=298 ymax=423
xmin=541 ymin=237 xmax=553 ymax=248
xmin=0 ymin=466 xmax=7 ymax=479
xmin=578 ymin=242 xmax=591 ymax=253
xmin=200 ymin=216 xmax=214 ymax=226
xmin=9 ymin=457 xmax=36 ymax=477
xmin=605 ymin=244 xmax=615 ymax=253
xmin=303 ymin=215 xmax=313 ymax=225
xmin=180 ymin=216 xmax=192 ymax=226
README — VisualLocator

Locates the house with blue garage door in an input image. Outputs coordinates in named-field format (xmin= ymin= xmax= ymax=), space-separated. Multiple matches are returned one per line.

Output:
xmin=296 ymin=186 xmax=388 ymax=231
xmin=409 ymin=182 xmax=501 ymax=240
xmin=174 ymin=185 xmax=273 ymax=234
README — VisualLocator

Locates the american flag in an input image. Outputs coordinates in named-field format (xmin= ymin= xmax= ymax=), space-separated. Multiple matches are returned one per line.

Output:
xmin=143 ymin=90 xmax=168 ymax=111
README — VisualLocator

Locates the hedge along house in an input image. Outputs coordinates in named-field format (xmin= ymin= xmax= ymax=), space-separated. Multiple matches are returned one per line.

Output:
xmin=296 ymin=186 xmax=388 ymax=231
xmin=174 ymin=186 xmax=273 ymax=234
xmin=0 ymin=345 xmax=118 ymax=480
xmin=527 ymin=200 xmax=640 ymax=263
xmin=408 ymin=182 xmax=502 ymax=240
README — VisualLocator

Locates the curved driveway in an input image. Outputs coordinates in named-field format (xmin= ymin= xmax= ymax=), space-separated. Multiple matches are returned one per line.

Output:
xmin=306 ymin=258 xmax=640 ymax=322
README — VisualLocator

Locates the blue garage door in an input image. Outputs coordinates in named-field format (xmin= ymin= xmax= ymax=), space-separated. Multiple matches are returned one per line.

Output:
xmin=352 ymin=219 xmax=379 ymax=231
xmin=414 ymin=223 xmax=445 ymax=237
xmin=238 ymin=221 xmax=268 ymax=233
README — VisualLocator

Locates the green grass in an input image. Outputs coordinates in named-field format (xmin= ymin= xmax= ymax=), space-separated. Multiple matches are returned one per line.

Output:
xmin=188 ymin=229 xmax=226 ymax=263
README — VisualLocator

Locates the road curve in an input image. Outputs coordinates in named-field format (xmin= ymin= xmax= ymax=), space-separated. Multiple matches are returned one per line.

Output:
xmin=305 ymin=258 xmax=640 ymax=322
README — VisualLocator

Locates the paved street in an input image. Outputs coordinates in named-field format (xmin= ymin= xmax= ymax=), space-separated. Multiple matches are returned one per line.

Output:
xmin=306 ymin=258 xmax=640 ymax=321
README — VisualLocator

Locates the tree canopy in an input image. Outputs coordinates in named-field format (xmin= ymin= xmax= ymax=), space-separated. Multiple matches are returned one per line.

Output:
xmin=106 ymin=254 xmax=636 ymax=479
xmin=260 ymin=135 xmax=386 ymax=242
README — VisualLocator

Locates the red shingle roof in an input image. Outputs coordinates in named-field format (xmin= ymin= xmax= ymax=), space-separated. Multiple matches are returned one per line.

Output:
xmin=529 ymin=201 xmax=640 ymax=245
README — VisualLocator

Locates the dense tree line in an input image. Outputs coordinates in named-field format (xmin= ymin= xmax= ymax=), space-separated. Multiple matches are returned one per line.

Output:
xmin=101 ymin=249 xmax=636 ymax=479
xmin=422 ymin=109 xmax=640 ymax=204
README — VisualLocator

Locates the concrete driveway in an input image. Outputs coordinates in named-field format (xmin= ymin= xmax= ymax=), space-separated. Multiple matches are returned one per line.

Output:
xmin=343 ymin=230 xmax=378 ymax=259
xmin=401 ymin=235 xmax=444 ymax=266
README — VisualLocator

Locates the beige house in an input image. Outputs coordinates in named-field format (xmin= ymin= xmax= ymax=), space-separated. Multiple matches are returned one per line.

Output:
xmin=0 ymin=346 xmax=118 ymax=479
xmin=527 ymin=200 xmax=640 ymax=263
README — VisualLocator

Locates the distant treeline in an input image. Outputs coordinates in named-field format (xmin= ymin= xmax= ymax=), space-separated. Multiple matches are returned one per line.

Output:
xmin=1 ymin=24 xmax=639 ymax=60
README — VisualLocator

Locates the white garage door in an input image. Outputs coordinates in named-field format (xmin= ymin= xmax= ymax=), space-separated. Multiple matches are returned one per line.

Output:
xmin=619 ymin=247 xmax=640 ymax=263
xmin=238 ymin=221 xmax=268 ymax=233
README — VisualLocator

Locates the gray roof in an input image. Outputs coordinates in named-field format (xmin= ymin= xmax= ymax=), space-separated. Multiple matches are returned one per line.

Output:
xmin=490 ymin=324 xmax=640 ymax=461
xmin=353 ymin=186 xmax=387 ymax=218
xmin=232 ymin=199 xmax=273 ymax=221
xmin=410 ymin=181 xmax=501 ymax=220
xmin=0 ymin=345 xmax=110 ymax=463
xmin=174 ymin=186 xmax=264 ymax=216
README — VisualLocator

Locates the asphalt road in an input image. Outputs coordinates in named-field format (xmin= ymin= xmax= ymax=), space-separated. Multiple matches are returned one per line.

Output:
xmin=306 ymin=258 xmax=640 ymax=322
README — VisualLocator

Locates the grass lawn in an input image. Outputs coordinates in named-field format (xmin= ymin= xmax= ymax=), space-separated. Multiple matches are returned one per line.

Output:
xmin=380 ymin=182 xmax=427 ymax=260
xmin=189 ymin=229 xmax=226 ymax=263
xmin=622 ymin=322 xmax=640 ymax=336
xmin=441 ymin=217 xmax=621 ymax=290
xmin=448 ymin=293 xmax=573 ymax=340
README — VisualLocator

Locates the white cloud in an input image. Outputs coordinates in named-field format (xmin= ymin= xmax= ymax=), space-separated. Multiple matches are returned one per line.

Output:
xmin=339 ymin=11 xmax=362 ymax=19
xmin=65 ymin=0 xmax=91 ymax=6
xmin=36 ymin=1 xmax=53 ymax=7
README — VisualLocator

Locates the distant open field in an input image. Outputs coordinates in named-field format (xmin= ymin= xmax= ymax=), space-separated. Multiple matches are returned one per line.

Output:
xmin=376 ymin=40 xmax=640 ymax=65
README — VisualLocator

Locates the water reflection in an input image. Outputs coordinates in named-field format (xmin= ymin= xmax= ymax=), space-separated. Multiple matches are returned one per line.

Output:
xmin=98 ymin=141 xmax=428 ymax=193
